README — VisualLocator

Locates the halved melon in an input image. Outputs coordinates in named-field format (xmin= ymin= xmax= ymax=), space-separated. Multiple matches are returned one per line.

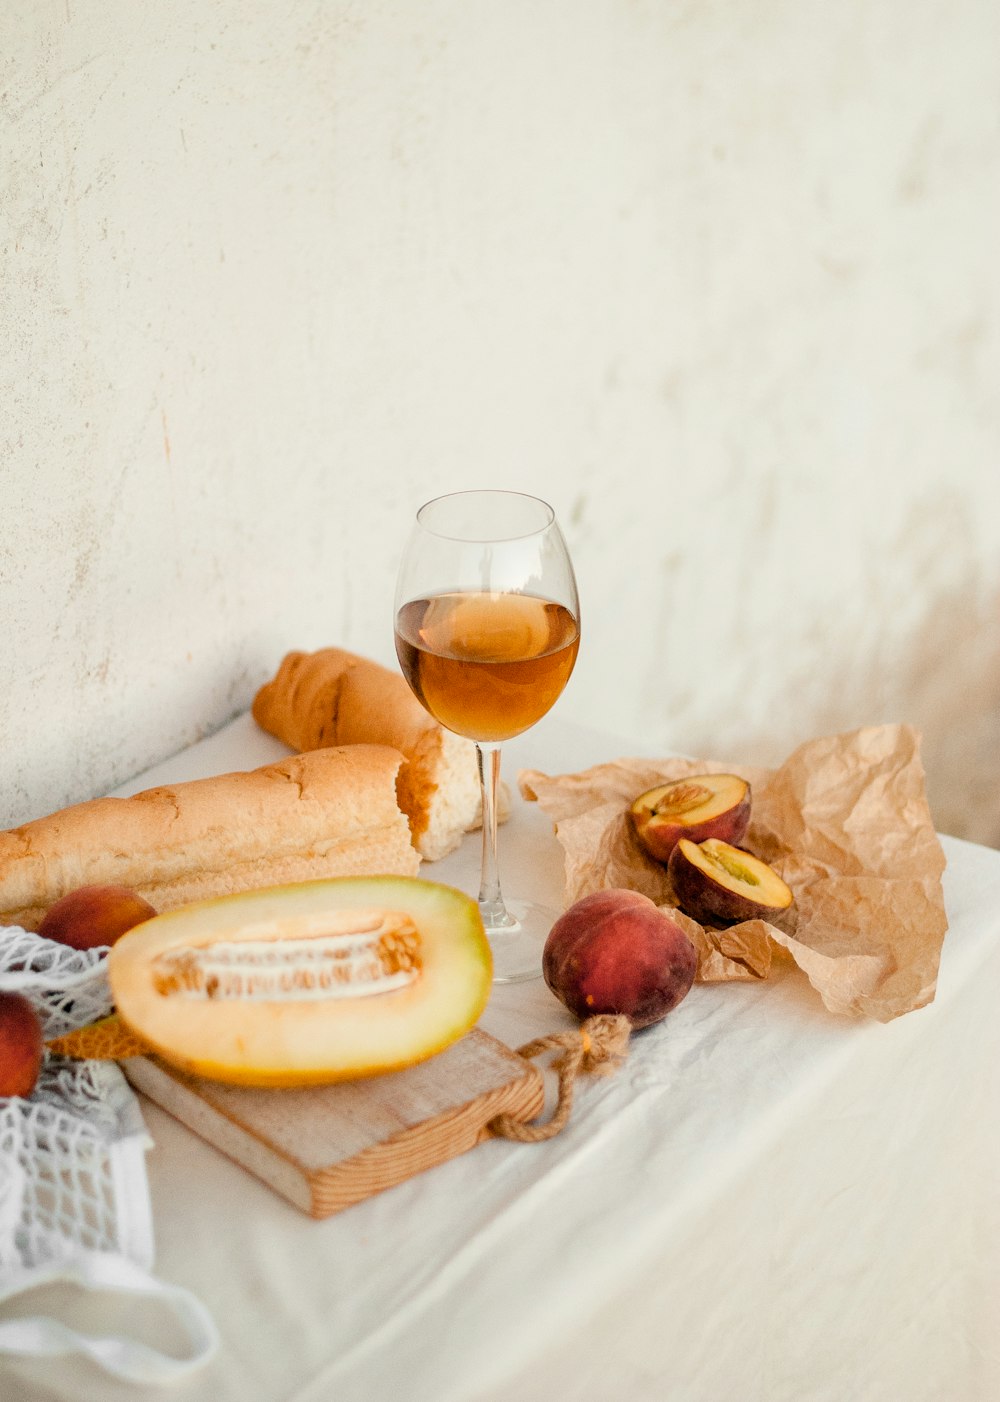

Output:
xmin=107 ymin=875 xmax=492 ymax=1086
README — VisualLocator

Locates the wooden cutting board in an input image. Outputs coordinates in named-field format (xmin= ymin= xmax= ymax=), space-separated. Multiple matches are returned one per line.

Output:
xmin=123 ymin=1029 xmax=543 ymax=1218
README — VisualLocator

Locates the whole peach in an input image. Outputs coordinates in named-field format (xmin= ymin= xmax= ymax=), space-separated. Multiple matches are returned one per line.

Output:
xmin=0 ymin=991 xmax=44 ymax=1098
xmin=38 ymin=885 xmax=157 ymax=951
xmin=543 ymin=889 xmax=698 ymax=1029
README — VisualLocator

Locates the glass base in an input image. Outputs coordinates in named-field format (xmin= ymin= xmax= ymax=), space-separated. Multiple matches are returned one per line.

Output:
xmin=482 ymin=898 xmax=559 ymax=983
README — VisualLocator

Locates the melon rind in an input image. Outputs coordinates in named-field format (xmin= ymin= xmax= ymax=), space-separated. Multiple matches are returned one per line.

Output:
xmin=107 ymin=876 xmax=492 ymax=1086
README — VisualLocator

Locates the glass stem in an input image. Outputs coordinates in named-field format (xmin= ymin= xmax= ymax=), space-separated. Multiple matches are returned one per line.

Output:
xmin=476 ymin=742 xmax=516 ymax=931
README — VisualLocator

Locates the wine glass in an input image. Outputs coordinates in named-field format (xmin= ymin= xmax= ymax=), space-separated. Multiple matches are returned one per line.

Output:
xmin=394 ymin=491 xmax=580 ymax=982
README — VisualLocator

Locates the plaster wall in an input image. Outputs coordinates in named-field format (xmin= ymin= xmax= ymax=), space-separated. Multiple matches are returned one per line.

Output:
xmin=3 ymin=1 xmax=999 ymax=844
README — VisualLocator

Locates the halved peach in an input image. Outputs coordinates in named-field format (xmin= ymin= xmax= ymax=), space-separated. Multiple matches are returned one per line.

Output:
xmin=668 ymin=838 xmax=793 ymax=925
xmin=629 ymin=773 xmax=751 ymax=864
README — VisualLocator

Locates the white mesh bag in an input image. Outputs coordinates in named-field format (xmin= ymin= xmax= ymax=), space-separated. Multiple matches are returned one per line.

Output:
xmin=0 ymin=926 xmax=217 ymax=1383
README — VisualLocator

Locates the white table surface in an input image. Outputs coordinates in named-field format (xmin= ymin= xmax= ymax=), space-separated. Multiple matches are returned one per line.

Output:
xmin=2 ymin=712 xmax=999 ymax=1402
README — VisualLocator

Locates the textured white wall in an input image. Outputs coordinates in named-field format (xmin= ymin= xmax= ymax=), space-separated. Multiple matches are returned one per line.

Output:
xmin=3 ymin=1 xmax=999 ymax=844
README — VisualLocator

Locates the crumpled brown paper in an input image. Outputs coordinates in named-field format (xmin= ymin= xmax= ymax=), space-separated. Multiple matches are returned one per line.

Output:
xmin=519 ymin=725 xmax=948 ymax=1022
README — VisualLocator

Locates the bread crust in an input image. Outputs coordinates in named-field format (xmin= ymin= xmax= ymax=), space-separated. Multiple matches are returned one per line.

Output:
xmin=0 ymin=745 xmax=418 ymax=930
xmin=253 ymin=649 xmax=500 ymax=860
xmin=252 ymin=648 xmax=435 ymax=758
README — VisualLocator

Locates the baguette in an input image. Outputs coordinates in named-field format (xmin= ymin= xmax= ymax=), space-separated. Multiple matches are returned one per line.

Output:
xmin=0 ymin=745 xmax=419 ymax=931
xmin=252 ymin=648 xmax=506 ymax=861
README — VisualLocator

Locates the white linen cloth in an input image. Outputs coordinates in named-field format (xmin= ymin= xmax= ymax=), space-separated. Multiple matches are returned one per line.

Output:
xmin=1 ymin=712 xmax=997 ymax=1402
xmin=0 ymin=928 xmax=218 ymax=1384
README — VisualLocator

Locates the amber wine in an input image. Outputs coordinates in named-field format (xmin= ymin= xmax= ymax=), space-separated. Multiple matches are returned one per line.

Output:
xmin=394 ymin=591 xmax=580 ymax=742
